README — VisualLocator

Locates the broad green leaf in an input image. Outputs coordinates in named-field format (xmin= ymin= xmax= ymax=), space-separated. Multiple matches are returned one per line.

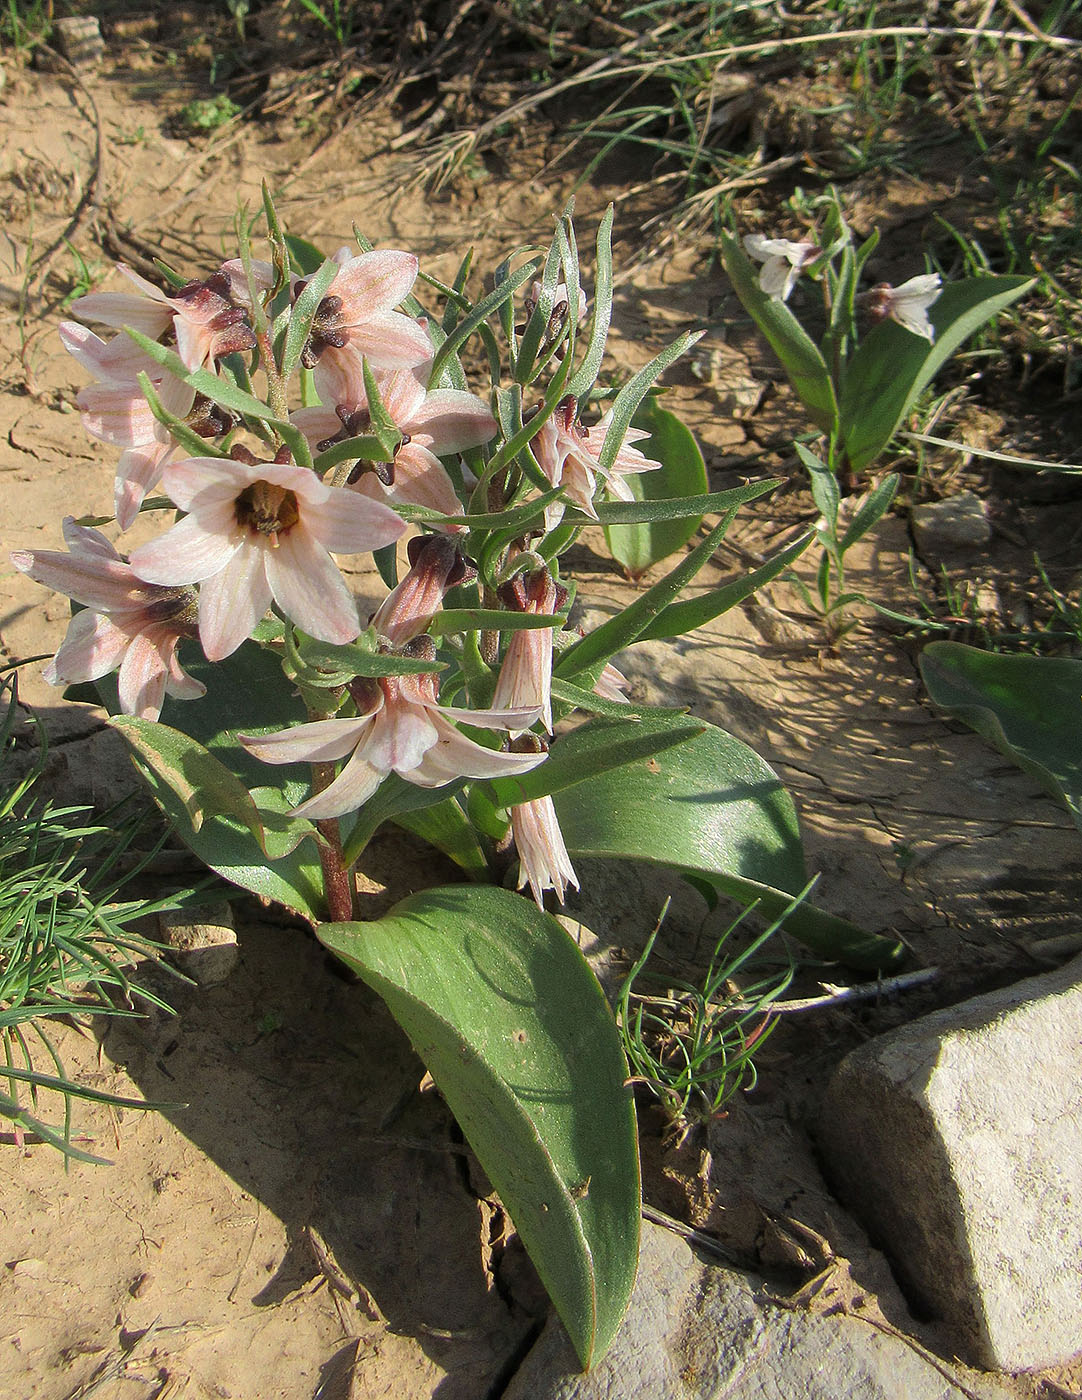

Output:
xmin=554 ymin=720 xmax=902 ymax=970
xmin=720 ymin=232 xmax=838 ymax=434
xmin=97 ymin=642 xmax=324 ymax=921
xmin=604 ymin=400 xmax=709 ymax=579
xmin=635 ymin=531 xmax=813 ymax=642
xmin=318 ymin=885 xmax=639 ymax=1368
xmin=840 ymin=275 xmax=1035 ymax=472
xmin=284 ymin=233 xmax=327 ymax=276
xmin=341 ymin=774 xmax=468 ymax=867
xmin=919 ymin=642 xmax=1082 ymax=835
xmin=485 ymin=713 xmax=705 ymax=809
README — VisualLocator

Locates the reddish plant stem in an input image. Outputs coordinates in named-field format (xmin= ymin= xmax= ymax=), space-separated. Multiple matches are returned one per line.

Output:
xmin=311 ymin=761 xmax=356 ymax=922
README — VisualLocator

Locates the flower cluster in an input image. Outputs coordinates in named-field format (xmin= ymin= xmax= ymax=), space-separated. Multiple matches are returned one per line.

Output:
xmin=13 ymin=233 xmax=662 ymax=908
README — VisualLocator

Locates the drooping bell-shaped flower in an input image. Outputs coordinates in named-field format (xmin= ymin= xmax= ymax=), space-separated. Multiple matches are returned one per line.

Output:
xmin=531 ymin=396 xmax=660 ymax=528
xmin=11 ymin=518 xmax=203 ymax=720
xmin=512 ymin=792 xmax=579 ymax=909
xmin=129 ymin=449 xmax=406 ymax=661
xmin=491 ymin=566 xmax=566 ymax=735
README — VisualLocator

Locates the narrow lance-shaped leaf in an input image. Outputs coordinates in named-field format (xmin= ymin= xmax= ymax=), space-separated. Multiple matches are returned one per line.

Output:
xmin=720 ymin=231 xmax=839 ymax=434
xmin=840 ymin=275 xmax=1035 ymax=472
xmin=281 ymin=256 xmax=339 ymax=381
xmin=428 ymin=257 xmax=542 ymax=388
xmin=595 ymin=330 xmax=702 ymax=477
xmin=567 ymin=205 xmax=614 ymax=401
xmin=581 ymin=479 xmax=777 ymax=525
xmin=125 ymin=327 xmax=277 ymax=423
xmin=555 ymin=515 xmax=733 ymax=683
xmin=317 ymin=885 xmax=640 ymax=1369
xmin=137 ymin=371 xmax=229 ymax=461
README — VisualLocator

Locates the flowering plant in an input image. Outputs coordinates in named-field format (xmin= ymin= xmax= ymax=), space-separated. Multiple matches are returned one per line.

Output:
xmin=13 ymin=194 xmax=902 ymax=1366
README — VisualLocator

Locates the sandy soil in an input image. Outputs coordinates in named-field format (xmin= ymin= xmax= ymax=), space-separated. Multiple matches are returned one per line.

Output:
xmin=1 ymin=35 xmax=1080 ymax=1400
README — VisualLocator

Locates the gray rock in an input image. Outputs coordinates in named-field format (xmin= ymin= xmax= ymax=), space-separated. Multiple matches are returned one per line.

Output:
xmin=818 ymin=955 xmax=1082 ymax=1370
xmin=504 ymin=1221 xmax=1010 ymax=1399
xmin=51 ymin=16 xmax=105 ymax=67
xmin=910 ymin=492 xmax=991 ymax=554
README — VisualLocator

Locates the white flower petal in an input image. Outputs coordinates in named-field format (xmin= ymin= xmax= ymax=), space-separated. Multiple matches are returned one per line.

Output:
xmin=265 ymin=527 xmax=360 ymax=644
xmin=197 ymin=544 xmax=271 ymax=660
xmin=130 ymin=512 xmax=242 ymax=586
xmin=240 ymin=715 xmax=374 ymax=765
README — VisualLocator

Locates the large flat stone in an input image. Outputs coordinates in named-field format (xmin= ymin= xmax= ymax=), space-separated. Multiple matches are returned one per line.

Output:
xmin=503 ymin=1221 xmax=1011 ymax=1399
xmin=818 ymin=956 xmax=1082 ymax=1371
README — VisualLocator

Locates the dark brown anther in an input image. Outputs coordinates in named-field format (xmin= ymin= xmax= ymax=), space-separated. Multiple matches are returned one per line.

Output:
xmin=345 ymin=459 xmax=394 ymax=487
xmin=186 ymin=394 xmax=238 ymax=439
xmin=300 ymin=295 xmax=348 ymax=368
xmin=402 ymin=634 xmax=437 ymax=664
xmin=229 ymin=443 xmax=261 ymax=465
xmin=273 ymin=443 xmax=293 ymax=465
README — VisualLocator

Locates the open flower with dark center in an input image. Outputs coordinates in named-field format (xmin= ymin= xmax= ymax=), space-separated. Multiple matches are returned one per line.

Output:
xmin=11 ymin=518 xmax=204 ymax=720
xmin=71 ymin=265 xmax=257 ymax=371
xmin=296 ymin=248 xmax=433 ymax=405
xmin=293 ymin=367 xmax=496 ymax=524
xmin=531 ymin=396 xmax=660 ymax=528
xmin=128 ymin=450 xmax=406 ymax=661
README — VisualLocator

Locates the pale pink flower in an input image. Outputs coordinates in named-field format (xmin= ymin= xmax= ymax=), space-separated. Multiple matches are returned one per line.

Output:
xmin=865 ymin=273 xmax=942 ymax=342
xmin=71 ymin=265 xmax=257 ymax=371
xmin=298 ymin=248 xmax=433 ymax=404
xmin=594 ymin=661 xmax=630 ymax=704
xmin=240 ymin=659 xmax=544 ymax=821
xmin=292 ymin=366 xmax=495 ymax=523
xmin=11 ymin=518 xmax=203 ymax=720
xmin=491 ymin=568 xmax=566 ymax=734
xmin=60 ymin=321 xmax=196 ymax=530
xmin=512 ymin=794 xmax=579 ymax=908
xmin=532 ymin=396 xmax=660 ymax=527
xmin=128 ymin=452 xmax=406 ymax=662
xmin=743 ymin=234 xmax=820 ymax=302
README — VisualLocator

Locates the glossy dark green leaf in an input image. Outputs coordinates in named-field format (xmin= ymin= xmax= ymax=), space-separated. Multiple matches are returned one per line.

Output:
xmin=919 ymin=641 xmax=1082 ymax=834
xmin=554 ymin=720 xmax=902 ymax=970
xmin=840 ymin=275 xmax=1034 ymax=472
xmin=720 ymin=232 xmax=838 ymax=434
xmin=603 ymin=400 xmax=709 ymax=578
xmin=318 ymin=885 xmax=640 ymax=1369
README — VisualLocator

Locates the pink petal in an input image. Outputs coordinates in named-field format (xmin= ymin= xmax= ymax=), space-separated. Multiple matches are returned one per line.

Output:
xmin=157 ymin=632 xmax=206 ymax=702
xmin=130 ymin=512 xmax=242 ymax=586
xmin=265 ymin=527 xmax=360 ymax=644
xmin=241 ymin=715 xmax=374 ymax=765
xmin=45 ymin=609 xmax=130 ymax=684
xmin=60 ymin=518 xmax=122 ymax=564
xmin=197 ymin=544 xmax=272 ymax=661
xmin=356 ymin=444 xmax=462 ymax=519
xmin=159 ymin=456 xmax=256 ymax=512
xmin=115 ymin=441 xmax=179 ymax=531
xmin=13 ymin=545 xmax=162 ymax=614
xmin=59 ymin=322 xmax=153 ymax=382
xmin=116 ymin=629 xmax=169 ymax=718
xmin=301 ymin=484 xmax=405 ymax=555
xmin=410 ymin=715 xmax=547 ymax=786
xmin=290 ymin=405 xmax=344 ymax=446
xmin=78 ymin=383 xmax=160 ymax=447
xmin=406 ymin=389 xmax=497 ymax=454
xmin=346 ymin=311 xmax=434 ymax=371
xmin=69 ymin=293 xmax=173 ymax=338
xmin=333 ymin=250 xmax=419 ymax=320
xmin=361 ymin=694 xmax=439 ymax=776
xmin=513 ymin=795 xmax=578 ymax=907
xmin=290 ymin=746 xmax=384 ymax=819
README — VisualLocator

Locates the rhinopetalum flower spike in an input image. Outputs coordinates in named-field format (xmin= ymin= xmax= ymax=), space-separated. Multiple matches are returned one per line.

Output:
xmin=11 ymin=518 xmax=203 ymax=720
xmin=742 ymin=234 xmax=820 ymax=302
xmin=239 ymin=539 xmax=545 ymax=819
xmin=492 ymin=566 xmax=567 ymax=735
xmin=299 ymin=248 xmax=434 ymax=404
xmin=864 ymin=273 xmax=942 ymax=342
xmin=128 ymin=449 xmax=406 ymax=661
xmin=508 ymin=736 xmax=579 ymax=907
xmin=292 ymin=366 xmax=496 ymax=522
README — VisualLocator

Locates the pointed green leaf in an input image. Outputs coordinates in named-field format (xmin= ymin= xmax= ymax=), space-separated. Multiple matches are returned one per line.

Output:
xmin=318 ymin=885 xmax=639 ymax=1368
xmin=603 ymin=400 xmax=709 ymax=578
xmin=840 ymin=275 xmax=1035 ymax=472
xmin=137 ymin=371 xmax=229 ymax=460
xmin=720 ymin=232 xmax=838 ymax=434
xmin=595 ymin=332 xmax=701 ymax=477
xmin=486 ymin=713 xmax=705 ymax=809
xmin=919 ymin=642 xmax=1082 ymax=835
xmin=392 ymin=797 xmax=488 ymax=877
xmin=636 ymin=531 xmax=813 ymax=642
xmin=281 ymin=256 xmax=339 ymax=381
xmin=585 ymin=479 xmax=778 ymax=525
xmin=125 ymin=328 xmax=276 ymax=423
xmin=554 ymin=720 xmax=902 ymax=970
